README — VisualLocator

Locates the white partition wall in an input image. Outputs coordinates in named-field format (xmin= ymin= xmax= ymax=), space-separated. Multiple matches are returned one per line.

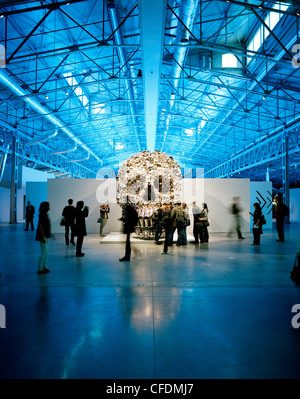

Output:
xmin=47 ymin=179 xmax=122 ymax=234
xmin=46 ymin=177 xmax=254 ymax=234
xmin=181 ymin=178 xmax=251 ymax=234
xmin=250 ymin=181 xmax=273 ymax=229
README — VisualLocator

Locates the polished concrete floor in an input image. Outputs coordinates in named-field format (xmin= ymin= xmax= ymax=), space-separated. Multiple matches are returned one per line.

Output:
xmin=0 ymin=221 xmax=300 ymax=379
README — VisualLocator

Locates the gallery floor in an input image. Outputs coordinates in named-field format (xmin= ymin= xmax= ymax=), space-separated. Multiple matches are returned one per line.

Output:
xmin=0 ymin=221 xmax=300 ymax=379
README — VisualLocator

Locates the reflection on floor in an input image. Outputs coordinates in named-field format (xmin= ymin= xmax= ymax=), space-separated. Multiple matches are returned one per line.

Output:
xmin=0 ymin=222 xmax=300 ymax=379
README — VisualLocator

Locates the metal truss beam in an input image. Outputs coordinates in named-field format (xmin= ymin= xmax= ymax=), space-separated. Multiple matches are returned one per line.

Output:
xmin=205 ymin=130 xmax=300 ymax=178
xmin=0 ymin=123 xmax=96 ymax=178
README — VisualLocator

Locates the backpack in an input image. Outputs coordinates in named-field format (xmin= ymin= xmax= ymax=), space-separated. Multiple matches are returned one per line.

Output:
xmin=177 ymin=208 xmax=186 ymax=225
xmin=290 ymin=254 xmax=300 ymax=285
xmin=260 ymin=214 xmax=266 ymax=225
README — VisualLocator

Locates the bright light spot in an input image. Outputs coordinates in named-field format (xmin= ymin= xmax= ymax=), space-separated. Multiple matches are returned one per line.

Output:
xmin=222 ymin=53 xmax=238 ymax=68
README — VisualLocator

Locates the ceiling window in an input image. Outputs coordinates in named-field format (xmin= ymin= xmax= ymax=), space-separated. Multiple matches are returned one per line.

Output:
xmin=222 ymin=53 xmax=238 ymax=68
xmin=247 ymin=2 xmax=289 ymax=63
xmin=63 ymin=72 xmax=89 ymax=108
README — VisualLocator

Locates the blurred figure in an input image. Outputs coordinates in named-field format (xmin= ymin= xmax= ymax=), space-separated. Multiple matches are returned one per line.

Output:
xmin=24 ymin=200 xmax=35 ymax=231
xmin=99 ymin=204 xmax=110 ymax=236
xmin=119 ymin=202 xmax=139 ymax=261
xmin=74 ymin=201 xmax=89 ymax=257
xmin=161 ymin=204 xmax=172 ymax=255
xmin=191 ymin=201 xmax=201 ymax=244
xmin=228 ymin=197 xmax=245 ymax=240
xmin=153 ymin=204 xmax=163 ymax=244
xmin=62 ymin=199 xmax=75 ymax=245
xmin=274 ymin=196 xmax=285 ymax=242
xmin=35 ymin=202 xmax=52 ymax=274
xmin=249 ymin=202 xmax=263 ymax=245
xmin=181 ymin=202 xmax=189 ymax=245
xmin=199 ymin=203 xmax=209 ymax=243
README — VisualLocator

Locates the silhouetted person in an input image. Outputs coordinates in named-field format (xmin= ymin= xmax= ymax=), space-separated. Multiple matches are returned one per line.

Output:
xmin=99 ymin=204 xmax=110 ymax=236
xmin=24 ymin=201 xmax=35 ymax=231
xmin=191 ymin=201 xmax=201 ymax=244
xmin=161 ymin=204 xmax=172 ymax=255
xmin=154 ymin=204 xmax=163 ymax=244
xmin=199 ymin=203 xmax=209 ymax=243
xmin=228 ymin=197 xmax=245 ymax=239
xmin=249 ymin=202 xmax=263 ymax=245
xmin=274 ymin=196 xmax=285 ymax=242
xmin=119 ymin=202 xmax=139 ymax=261
xmin=35 ymin=201 xmax=52 ymax=274
xmin=62 ymin=199 xmax=75 ymax=245
xmin=74 ymin=201 xmax=89 ymax=257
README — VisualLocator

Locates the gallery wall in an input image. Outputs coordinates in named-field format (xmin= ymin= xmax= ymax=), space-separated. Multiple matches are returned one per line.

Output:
xmin=47 ymin=178 xmax=252 ymax=234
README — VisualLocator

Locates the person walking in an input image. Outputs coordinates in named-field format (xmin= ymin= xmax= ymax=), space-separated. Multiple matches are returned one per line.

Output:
xmin=35 ymin=201 xmax=52 ymax=274
xmin=62 ymin=199 xmax=75 ymax=245
xmin=168 ymin=202 xmax=181 ymax=246
xmin=119 ymin=202 xmax=139 ymax=261
xmin=161 ymin=204 xmax=172 ymax=255
xmin=74 ymin=201 xmax=89 ymax=257
xmin=227 ymin=197 xmax=245 ymax=240
xmin=249 ymin=202 xmax=263 ymax=245
xmin=274 ymin=196 xmax=286 ymax=242
xmin=153 ymin=204 xmax=163 ymax=244
xmin=99 ymin=204 xmax=110 ymax=236
xmin=24 ymin=201 xmax=35 ymax=231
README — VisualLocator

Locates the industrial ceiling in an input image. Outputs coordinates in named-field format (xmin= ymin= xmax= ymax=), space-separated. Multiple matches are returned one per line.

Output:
xmin=0 ymin=0 xmax=299 ymax=188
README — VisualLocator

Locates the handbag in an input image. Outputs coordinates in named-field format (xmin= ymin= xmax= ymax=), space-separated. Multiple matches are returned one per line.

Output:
xmin=97 ymin=217 xmax=102 ymax=223
xmin=60 ymin=218 xmax=66 ymax=226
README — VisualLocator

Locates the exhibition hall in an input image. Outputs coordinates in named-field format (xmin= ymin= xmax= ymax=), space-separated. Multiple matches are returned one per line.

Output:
xmin=0 ymin=0 xmax=300 ymax=380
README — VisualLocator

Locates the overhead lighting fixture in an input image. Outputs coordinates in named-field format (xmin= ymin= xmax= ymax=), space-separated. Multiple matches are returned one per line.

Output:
xmin=45 ymin=95 xmax=49 ymax=99
xmin=0 ymin=14 xmax=4 ymax=18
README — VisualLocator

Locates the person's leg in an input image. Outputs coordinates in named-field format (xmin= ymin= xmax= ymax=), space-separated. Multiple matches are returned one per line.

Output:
xmin=155 ymin=223 xmax=162 ymax=242
xmin=124 ymin=233 xmax=131 ymax=259
xmin=163 ymin=225 xmax=170 ymax=253
xmin=277 ymin=220 xmax=284 ymax=241
xmin=38 ymin=241 xmax=46 ymax=271
xmin=70 ymin=225 xmax=75 ymax=245
xmin=76 ymin=235 xmax=84 ymax=255
xmin=24 ymin=218 xmax=29 ymax=231
xmin=30 ymin=218 xmax=34 ymax=231
xmin=193 ymin=224 xmax=199 ymax=243
xmin=204 ymin=226 xmax=209 ymax=242
xmin=168 ymin=225 xmax=176 ymax=246
xmin=65 ymin=224 xmax=69 ymax=244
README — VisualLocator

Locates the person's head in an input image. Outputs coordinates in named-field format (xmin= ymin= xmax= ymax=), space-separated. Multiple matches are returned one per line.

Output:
xmin=181 ymin=202 xmax=186 ymax=209
xmin=39 ymin=201 xmax=50 ymax=214
xmin=253 ymin=202 xmax=261 ymax=210
xmin=76 ymin=201 xmax=84 ymax=210
xmin=192 ymin=201 xmax=196 ymax=206
xmin=68 ymin=199 xmax=73 ymax=206
xmin=202 ymin=203 xmax=208 ymax=210
xmin=27 ymin=201 xmax=31 ymax=206
xmin=274 ymin=196 xmax=281 ymax=203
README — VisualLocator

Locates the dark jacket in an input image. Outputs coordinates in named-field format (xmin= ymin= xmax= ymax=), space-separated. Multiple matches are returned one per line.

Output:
xmin=35 ymin=213 xmax=51 ymax=242
xmin=275 ymin=202 xmax=285 ymax=222
xmin=122 ymin=204 xmax=138 ymax=234
xmin=74 ymin=206 xmax=89 ymax=236
xmin=62 ymin=205 xmax=75 ymax=224
xmin=26 ymin=205 xmax=35 ymax=219
xmin=100 ymin=206 xmax=110 ymax=219
xmin=253 ymin=208 xmax=263 ymax=234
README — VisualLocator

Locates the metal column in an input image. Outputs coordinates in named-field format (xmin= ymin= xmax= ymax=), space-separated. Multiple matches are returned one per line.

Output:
xmin=9 ymin=134 xmax=18 ymax=224
xmin=282 ymin=132 xmax=290 ymax=224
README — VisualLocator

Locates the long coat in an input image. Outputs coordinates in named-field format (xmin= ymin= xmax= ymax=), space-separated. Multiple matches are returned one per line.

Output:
xmin=74 ymin=207 xmax=89 ymax=237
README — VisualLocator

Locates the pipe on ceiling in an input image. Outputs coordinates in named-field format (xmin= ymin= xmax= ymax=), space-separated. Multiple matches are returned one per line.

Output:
xmin=0 ymin=68 xmax=102 ymax=164
xmin=106 ymin=0 xmax=141 ymax=151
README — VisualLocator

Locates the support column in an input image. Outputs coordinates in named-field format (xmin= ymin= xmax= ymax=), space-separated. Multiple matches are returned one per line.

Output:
xmin=9 ymin=134 xmax=18 ymax=224
xmin=282 ymin=132 xmax=290 ymax=224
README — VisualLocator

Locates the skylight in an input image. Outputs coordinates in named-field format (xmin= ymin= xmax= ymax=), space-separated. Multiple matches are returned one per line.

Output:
xmin=222 ymin=53 xmax=238 ymax=68
xmin=63 ymin=72 xmax=89 ymax=108
xmin=247 ymin=2 xmax=289 ymax=63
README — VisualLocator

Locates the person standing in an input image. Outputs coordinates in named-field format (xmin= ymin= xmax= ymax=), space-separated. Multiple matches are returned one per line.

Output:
xmin=161 ymin=204 xmax=172 ymax=255
xmin=24 ymin=201 xmax=35 ymax=231
xmin=191 ymin=201 xmax=201 ymax=244
xmin=74 ymin=201 xmax=89 ymax=257
xmin=199 ymin=203 xmax=209 ymax=243
xmin=99 ymin=204 xmax=110 ymax=237
xmin=62 ymin=199 xmax=75 ymax=245
xmin=154 ymin=204 xmax=163 ymax=244
xmin=249 ymin=203 xmax=263 ymax=245
xmin=227 ymin=197 xmax=245 ymax=240
xmin=35 ymin=202 xmax=52 ymax=274
xmin=274 ymin=196 xmax=286 ymax=242
xmin=168 ymin=202 xmax=181 ymax=246
xmin=178 ymin=202 xmax=189 ymax=246
xmin=119 ymin=202 xmax=139 ymax=261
